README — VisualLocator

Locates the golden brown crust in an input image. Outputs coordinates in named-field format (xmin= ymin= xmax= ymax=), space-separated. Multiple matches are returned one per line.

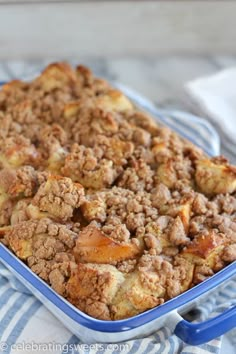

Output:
xmin=34 ymin=62 xmax=77 ymax=92
xmin=195 ymin=158 xmax=236 ymax=195
xmin=181 ymin=230 xmax=226 ymax=270
xmin=66 ymin=262 xmax=125 ymax=320
xmin=0 ymin=135 xmax=40 ymax=169
xmin=0 ymin=62 xmax=235 ymax=321
xmin=74 ymin=223 xmax=142 ymax=264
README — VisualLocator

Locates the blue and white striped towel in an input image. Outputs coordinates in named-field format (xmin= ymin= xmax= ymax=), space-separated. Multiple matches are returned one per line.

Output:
xmin=0 ymin=90 xmax=235 ymax=354
xmin=0 ymin=258 xmax=236 ymax=354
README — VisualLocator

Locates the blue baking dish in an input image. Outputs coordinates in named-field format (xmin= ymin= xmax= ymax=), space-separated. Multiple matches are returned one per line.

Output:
xmin=0 ymin=245 xmax=235 ymax=345
xmin=0 ymin=79 xmax=235 ymax=345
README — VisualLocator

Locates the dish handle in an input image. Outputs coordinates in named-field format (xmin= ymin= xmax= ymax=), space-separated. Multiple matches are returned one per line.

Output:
xmin=166 ymin=306 xmax=236 ymax=345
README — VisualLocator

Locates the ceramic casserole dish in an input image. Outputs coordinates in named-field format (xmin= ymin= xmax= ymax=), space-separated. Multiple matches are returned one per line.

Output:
xmin=0 ymin=76 xmax=235 ymax=346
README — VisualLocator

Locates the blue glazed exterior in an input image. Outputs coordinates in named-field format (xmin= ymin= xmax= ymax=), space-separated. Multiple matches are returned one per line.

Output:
xmin=175 ymin=305 xmax=236 ymax=345
xmin=0 ymin=78 xmax=235 ymax=343
xmin=0 ymin=244 xmax=235 ymax=334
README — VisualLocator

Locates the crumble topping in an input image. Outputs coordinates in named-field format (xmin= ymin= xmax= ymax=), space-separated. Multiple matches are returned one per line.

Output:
xmin=0 ymin=62 xmax=235 ymax=320
xmin=31 ymin=175 xmax=84 ymax=221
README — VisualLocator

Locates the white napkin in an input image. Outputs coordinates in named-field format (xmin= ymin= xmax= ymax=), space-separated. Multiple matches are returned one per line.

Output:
xmin=185 ymin=67 xmax=236 ymax=154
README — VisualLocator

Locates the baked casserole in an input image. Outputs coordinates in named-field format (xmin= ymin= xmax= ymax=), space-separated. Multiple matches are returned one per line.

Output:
xmin=0 ymin=63 xmax=235 ymax=321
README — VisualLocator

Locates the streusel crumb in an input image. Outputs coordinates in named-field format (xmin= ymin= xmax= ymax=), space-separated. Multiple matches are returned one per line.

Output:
xmin=1 ymin=62 xmax=235 ymax=320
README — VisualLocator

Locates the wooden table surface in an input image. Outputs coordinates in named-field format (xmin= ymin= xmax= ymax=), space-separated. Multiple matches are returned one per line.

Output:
xmin=0 ymin=1 xmax=235 ymax=58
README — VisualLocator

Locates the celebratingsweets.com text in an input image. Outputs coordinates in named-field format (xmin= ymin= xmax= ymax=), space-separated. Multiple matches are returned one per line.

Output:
xmin=0 ymin=340 xmax=130 ymax=352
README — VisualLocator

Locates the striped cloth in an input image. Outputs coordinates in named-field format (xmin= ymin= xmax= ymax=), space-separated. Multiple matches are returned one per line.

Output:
xmin=0 ymin=263 xmax=235 ymax=354
xmin=0 ymin=66 xmax=235 ymax=353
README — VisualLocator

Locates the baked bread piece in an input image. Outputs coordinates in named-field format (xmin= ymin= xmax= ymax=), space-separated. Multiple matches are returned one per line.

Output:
xmin=0 ymin=62 xmax=235 ymax=320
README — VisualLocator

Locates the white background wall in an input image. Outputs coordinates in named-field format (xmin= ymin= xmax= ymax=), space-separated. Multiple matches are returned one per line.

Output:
xmin=0 ymin=1 xmax=235 ymax=59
